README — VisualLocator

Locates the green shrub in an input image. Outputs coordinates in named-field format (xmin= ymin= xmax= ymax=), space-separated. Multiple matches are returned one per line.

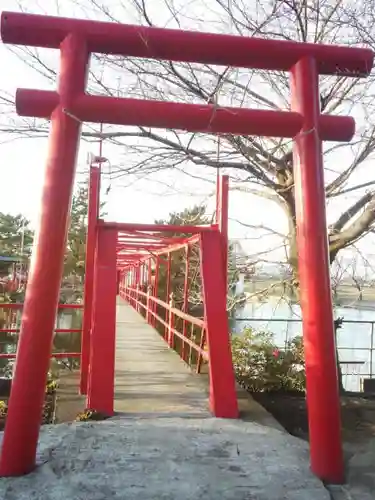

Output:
xmin=231 ymin=328 xmax=305 ymax=392
xmin=0 ymin=400 xmax=7 ymax=418
xmin=46 ymin=379 xmax=58 ymax=394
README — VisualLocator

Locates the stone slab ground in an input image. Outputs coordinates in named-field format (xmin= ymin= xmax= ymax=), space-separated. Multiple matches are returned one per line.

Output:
xmin=0 ymin=418 xmax=330 ymax=500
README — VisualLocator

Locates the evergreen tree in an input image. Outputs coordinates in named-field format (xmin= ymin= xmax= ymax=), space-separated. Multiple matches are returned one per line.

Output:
xmin=0 ymin=213 xmax=33 ymax=275
xmin=155 ymin=205 xmax=238 ymax=313
xmin=64 ymin=185 xmax=89 ymax=278
xmin=64 ymin=179 xmax=106 ymax=279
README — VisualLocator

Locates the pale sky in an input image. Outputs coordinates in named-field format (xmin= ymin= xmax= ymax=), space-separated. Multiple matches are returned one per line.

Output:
xmin=1 ymin=0 xmax=375 ymax=273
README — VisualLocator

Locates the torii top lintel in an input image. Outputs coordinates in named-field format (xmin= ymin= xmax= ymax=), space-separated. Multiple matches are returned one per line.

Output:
xmin=1 ymin=11 xmax=373 ymax=77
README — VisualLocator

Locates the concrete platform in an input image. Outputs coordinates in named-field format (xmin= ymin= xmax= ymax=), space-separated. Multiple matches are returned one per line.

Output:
xmin=54 ymin=370 xmax=85 ymax=423
xmin=0 ymin=419 xmax=330 ymax=500
xmin=0 ymin=299 xmax=371 ymax=498
xmin=0 ymin=300 xmax=335 ymax=498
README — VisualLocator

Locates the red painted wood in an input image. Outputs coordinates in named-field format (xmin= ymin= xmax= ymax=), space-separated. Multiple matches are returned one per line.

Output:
xmin=291 ymin=57 xmax=344 ymax=483
xmin=0 ymin=34 xmax=89 ymax=477
xmin=200 ymin=231 xmax=238 ymax=418
xmin=2 ymin=12 xmax=372 ymax=75
xmin=16 ymin=90 xmax=355 ymax=142
xmin=87 ymin=227 xmax=117 ymax=416
xmin=80 ymin=165 xmax=100 ymax=395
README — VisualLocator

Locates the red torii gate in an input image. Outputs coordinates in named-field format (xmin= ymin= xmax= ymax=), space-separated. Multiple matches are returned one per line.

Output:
xmin=0 ymin=10 xmax=373 ymax=483
xmin=81 ymin=166 xmax=234 ymax=423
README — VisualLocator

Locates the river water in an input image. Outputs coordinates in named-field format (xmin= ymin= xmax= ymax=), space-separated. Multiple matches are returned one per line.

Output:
xmin=1 ymin=301 xmax=371 ymax=391
xmin=232 ymin=299 xmax=375 ymax=391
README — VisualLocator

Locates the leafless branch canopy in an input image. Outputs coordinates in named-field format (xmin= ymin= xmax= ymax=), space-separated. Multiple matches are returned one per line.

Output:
xmin=2 ymin=0 xmax=375 ymax=276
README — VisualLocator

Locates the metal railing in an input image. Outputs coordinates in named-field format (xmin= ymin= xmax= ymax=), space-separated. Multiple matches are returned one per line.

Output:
xmin=0 ymin=303 xmax=83 ymax=361
xmin=120 ymin=285 xmax=208 ymax=372
xmin=235 ymin=317 xmax=374 ymax=392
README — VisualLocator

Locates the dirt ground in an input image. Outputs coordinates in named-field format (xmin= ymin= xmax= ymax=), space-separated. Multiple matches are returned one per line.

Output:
xmin=0 ymin=370 xmax=85 ymax=431
xmin=53 ymin=370 xmax=85 ymax=423
xmin=0 ymin=393 xmax=56 ymax=431
xmin=252 ymin=391 xmax=375 ymax=457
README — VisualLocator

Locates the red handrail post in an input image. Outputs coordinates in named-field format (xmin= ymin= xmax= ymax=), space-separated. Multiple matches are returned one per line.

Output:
xmin=136 ymin=284 xmax=140 ymax=312
xmin=129 ymin=267 xmax=134 ymax=306
xmin=200 ymin=230 xmax=238 ymax=418
xmin=153 ymin=256 xmax=160 ymax=327
xmin=291 ymin=57 xmax=343 ymax=483
xmin=135 ymin=264 xmax=140 ymax=288
xmin=80 ymin=164 xmax=100 ymax=395
xmin=0 ymin=34 xmax=89 ymax=477
xmin=147 ymin=258 xmax=152 ymax=322
xmin=167 ymin=295 xmax=175 ymax=348
xmin=87 ymin=227 xmax=117 ymax=416
xmin=164 ymin=252 xmax=171 ymax=338
xmin=132 ymin=267 xmax=136 ymax=307
xmin=146 ymin=285 xmax=152 ymax=323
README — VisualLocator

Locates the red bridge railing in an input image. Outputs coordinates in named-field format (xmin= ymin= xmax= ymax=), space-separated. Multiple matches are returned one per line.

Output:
xmin=0 ymin=303 xmax=82 ymax=361
xmin=120 ymin=285 xmax=208 ymax=373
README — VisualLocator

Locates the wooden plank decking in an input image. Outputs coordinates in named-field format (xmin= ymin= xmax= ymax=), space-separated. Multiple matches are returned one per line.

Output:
xmin=114 ymin=299 xmax=210 ymax=417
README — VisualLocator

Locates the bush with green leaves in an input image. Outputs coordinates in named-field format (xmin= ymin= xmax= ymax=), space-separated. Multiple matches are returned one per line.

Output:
xmin=231 ymin=328 xmax=305 ymax=392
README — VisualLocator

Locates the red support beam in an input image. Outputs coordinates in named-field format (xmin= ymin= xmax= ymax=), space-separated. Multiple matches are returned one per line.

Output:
xmin=181 ymin=244 xmax=190 ymax=360
xmin=200 ymin=231 xmax=238 ymax=418
xmin=117 ymin=239 xmax=167 ymax=243
xmin=103 ymin=221 xmax=217 ymax=233
xmin=117 ymin=235 xmax=201 ymax=262
xmin=0 ymin=34 xmax=89 ymax=477
xmin=153 ymin=257 xmax=160 ymax=328
xmin=146 ymin=258 xmax=152 ymax=323
xmin=16 ymin=90 xmax=355 ymax=142
xmin=215 ymin=174 xmax=221 ymax=226
xmin=135 ymin=264 xmax=141 ymax=287
xmin=0 ymin=303 xmax=83 ymax=310
xmin=291 ymin=57 xmax=344 ymax=483
xmin=117 ymin=253 xmax=148 ymax=258
xmin=0 ymin=352 xmax=81 ymax=359
xmin=117 ymin=244 xmax=166 ymax=250
xmin=217 ymin=175 xmax=229 ymax=291
xmin=2 ymin=12 xmax=373 ymax=75
xmin=80 ymin=164 xmax=100 ymax=395
xmin=0 ymin=329 xmax=81 ymax=334
xmin=87 ymin=227 xmax=117 ymax=415
xmin=164 ymin=252 xmax=172 ymax=339
xmin=117 ymin=270 xmax=121 ymax=295
xmin=149 ymin=234 xmax=201 ymax=255
xmin=118 ymin=230 xmax=183 ymax=241
xmin=141 ymin=262 xmax=145 ymax=286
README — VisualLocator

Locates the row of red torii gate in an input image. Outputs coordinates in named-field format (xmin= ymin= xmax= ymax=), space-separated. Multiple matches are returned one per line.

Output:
xmin=0 ymin=9 xmax=374 ymax=484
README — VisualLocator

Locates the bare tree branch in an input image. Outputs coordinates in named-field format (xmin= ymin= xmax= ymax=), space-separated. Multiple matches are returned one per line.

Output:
xmin=2 ymin=0 xmax=375 ymax=283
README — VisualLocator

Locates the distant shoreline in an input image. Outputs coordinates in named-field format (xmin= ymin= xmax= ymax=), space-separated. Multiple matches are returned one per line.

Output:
xmin=244 ymin=279 xmax=375 ymax=311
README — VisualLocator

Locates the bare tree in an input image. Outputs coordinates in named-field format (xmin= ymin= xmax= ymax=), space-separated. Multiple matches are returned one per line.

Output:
xmin=330 ymin=256 xmax=352 ymax=301
xmin=2 ymin=0 xmax=375 ymax=289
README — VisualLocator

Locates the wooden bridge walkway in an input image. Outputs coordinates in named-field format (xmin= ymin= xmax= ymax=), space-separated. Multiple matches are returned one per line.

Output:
xmin=56 ymin=298 xmax=281 ymax=429
xmin=113 ymin=299 xmax=210 ymax=417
